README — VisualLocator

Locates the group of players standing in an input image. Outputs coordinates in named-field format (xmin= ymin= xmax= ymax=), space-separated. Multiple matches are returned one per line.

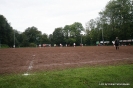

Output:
xmin=57 ymin=37 xmax=120 ymax=50
xmin=59 ymin=43 xmax=77 ymax=47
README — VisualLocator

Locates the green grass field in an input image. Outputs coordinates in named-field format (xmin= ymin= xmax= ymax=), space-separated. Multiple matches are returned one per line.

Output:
xmin=0 ymin=64 xmax=133 ymax=88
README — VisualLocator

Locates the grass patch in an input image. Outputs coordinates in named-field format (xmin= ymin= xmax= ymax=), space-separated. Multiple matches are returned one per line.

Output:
xmin=0 ymin=64 xmax=133 ymax=88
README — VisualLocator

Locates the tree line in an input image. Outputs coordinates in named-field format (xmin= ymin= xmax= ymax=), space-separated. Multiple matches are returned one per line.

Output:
xmin=0 ymin=0 xmax=133 ymax=48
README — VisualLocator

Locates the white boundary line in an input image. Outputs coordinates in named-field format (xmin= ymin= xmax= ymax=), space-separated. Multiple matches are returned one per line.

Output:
xmin=42 ymin=58 xmax=130 ymax=67
xmin=22 ymin=57 xmax=131 ymax=76
xmin=23 ymin=55 xmax=35 ymax=76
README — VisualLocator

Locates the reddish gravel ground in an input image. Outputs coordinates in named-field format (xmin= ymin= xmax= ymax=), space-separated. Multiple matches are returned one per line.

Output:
xmin=0 ymin=46 xmax=133 ymax=74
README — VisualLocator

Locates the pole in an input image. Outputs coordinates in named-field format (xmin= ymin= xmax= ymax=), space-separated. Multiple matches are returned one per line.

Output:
xmin=0 ymin=34 xmax=1 ymax=48
xmin=102 ymin=28 xmax=104 ymax=45
xmin=0 ymin=38 xmax=1 ymax=48
xmin=100 ymin=16 xmax=104 ymax=45
xmin=14 ymin=29 xmax=15 ymax=48
xmin=81 ymin=34 xmax=82 ymax=44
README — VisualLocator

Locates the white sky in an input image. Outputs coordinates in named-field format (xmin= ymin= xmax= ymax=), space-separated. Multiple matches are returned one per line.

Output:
xmin=0 ymin=0 xmax=110 ymax=35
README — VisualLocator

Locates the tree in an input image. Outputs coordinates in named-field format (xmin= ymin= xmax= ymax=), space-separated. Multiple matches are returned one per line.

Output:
xmin=63 ymin=25 xmax=70 ymax=38
xmin=49 ymin=34 xmax=54 ymax=45
xmin=12 ymin=30 xmax=22 ymax=47
xmin=41 ymin=33 xmax=50 ymax=44
xmin=68 ymin=22 xmax=84 ymax=45
xmin=86 ymin=0 xmax=133 ymax=45
xmin=53 ymin=27 xmax=64 ymax=45
xmin=21 ymin=26 xmax=42 ymax=47
xmin=0 ymin=15 xmax=14 ymax=47
xmin=85 ymin=18 xmax=101 ymax=45
xmin=70 ymin=22 xmax=84 ymax=37
xmin=101 ymin=0 xmax=133 ymax=40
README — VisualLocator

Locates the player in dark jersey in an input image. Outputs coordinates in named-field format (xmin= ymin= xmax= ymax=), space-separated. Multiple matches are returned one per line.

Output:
xmin=115 ymin=37 xmax=119 ymax=50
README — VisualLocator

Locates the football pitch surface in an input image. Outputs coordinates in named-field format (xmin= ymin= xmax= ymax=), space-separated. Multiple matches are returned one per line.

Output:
xmin=0 ymin=46 xmax=133 ymax=74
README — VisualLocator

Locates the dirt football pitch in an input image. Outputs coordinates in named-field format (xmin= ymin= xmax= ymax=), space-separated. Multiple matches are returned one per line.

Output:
xmin=0 ymin=46 xmax=133 ymax=74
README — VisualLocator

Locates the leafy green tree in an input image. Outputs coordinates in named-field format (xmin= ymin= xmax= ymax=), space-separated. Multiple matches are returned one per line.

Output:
xmin=53 ymin=27 xmax=64 ymax=45
xmin=21 ymin=26 xmax=42 ymax=47
xmin=86 ymin=0 xmax=133 ymax=45
xmin=63 ymin=25 xmax=70 ymax=39
xmin=71 ymin=22 xmax=84 ymax=45
xmin=0 ymin=15 xmax=14 ymax=47
xmin=48 ymin=34 xmax=54 ymax=45
xmin=84 ymin=29 xmax=91 ymax=45
xmin=20 ymin=33 xmax=29 ymax=47
xmin=85 ymin=18 xmax=101 ymax=45
xmin=67 ymin=38 xmax=76 ymax=46
xmin=41 ymin=33 xmax=50 ymax=44
xmin=101 ymin=0 xmax=133 ymax=40
xmin=69 ymin=22 xmax=84 ymax=37
xmin=13 ymin=30 xmax=22 ymax=47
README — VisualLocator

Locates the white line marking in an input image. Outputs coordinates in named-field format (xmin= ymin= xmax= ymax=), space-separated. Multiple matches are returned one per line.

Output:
xmin=23 ymin=73 xmax=30 ymax=76
xmin=22 ymin=57 xmax=131 ymax=76
xmin=42 ymin=58 xmax=130 ymax=67
xmin=23 ymin=55 xmax=35 ymax=76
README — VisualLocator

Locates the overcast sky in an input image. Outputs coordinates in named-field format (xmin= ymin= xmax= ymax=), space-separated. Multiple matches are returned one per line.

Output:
xmin=0 ymin=0 xmax=110 ymax=34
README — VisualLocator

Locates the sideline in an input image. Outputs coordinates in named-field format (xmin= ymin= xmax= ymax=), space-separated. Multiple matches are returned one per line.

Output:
xmin=22 ymin=57 xmax=130 ymax=76
xmin=42 ymin=58 xmax=130 ymax=67
xmin=23 ymin=55 xmax=35 ymax=76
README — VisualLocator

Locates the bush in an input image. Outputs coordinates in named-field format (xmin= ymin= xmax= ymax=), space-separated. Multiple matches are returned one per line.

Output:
xmin=29 ymin=43 xmax=36 ymax=47
xmin=0 ymin=44 xmax=9 ymax=48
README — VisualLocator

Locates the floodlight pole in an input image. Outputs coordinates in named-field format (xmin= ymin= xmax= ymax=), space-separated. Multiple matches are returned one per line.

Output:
xmin=13 ymin=29 xmax=15 ymax=48
xmin=81 ymin=34 xmax=82 ymax=44
xmin=0 ymin=34 xmax=1 ymax=48
xmin=0 ymin=38 xmax=1 ymax=48
xmin=102 ymin=28 xmax=104 ymax=45
xmin=100 ymin=14 xmax=104 ymax=45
